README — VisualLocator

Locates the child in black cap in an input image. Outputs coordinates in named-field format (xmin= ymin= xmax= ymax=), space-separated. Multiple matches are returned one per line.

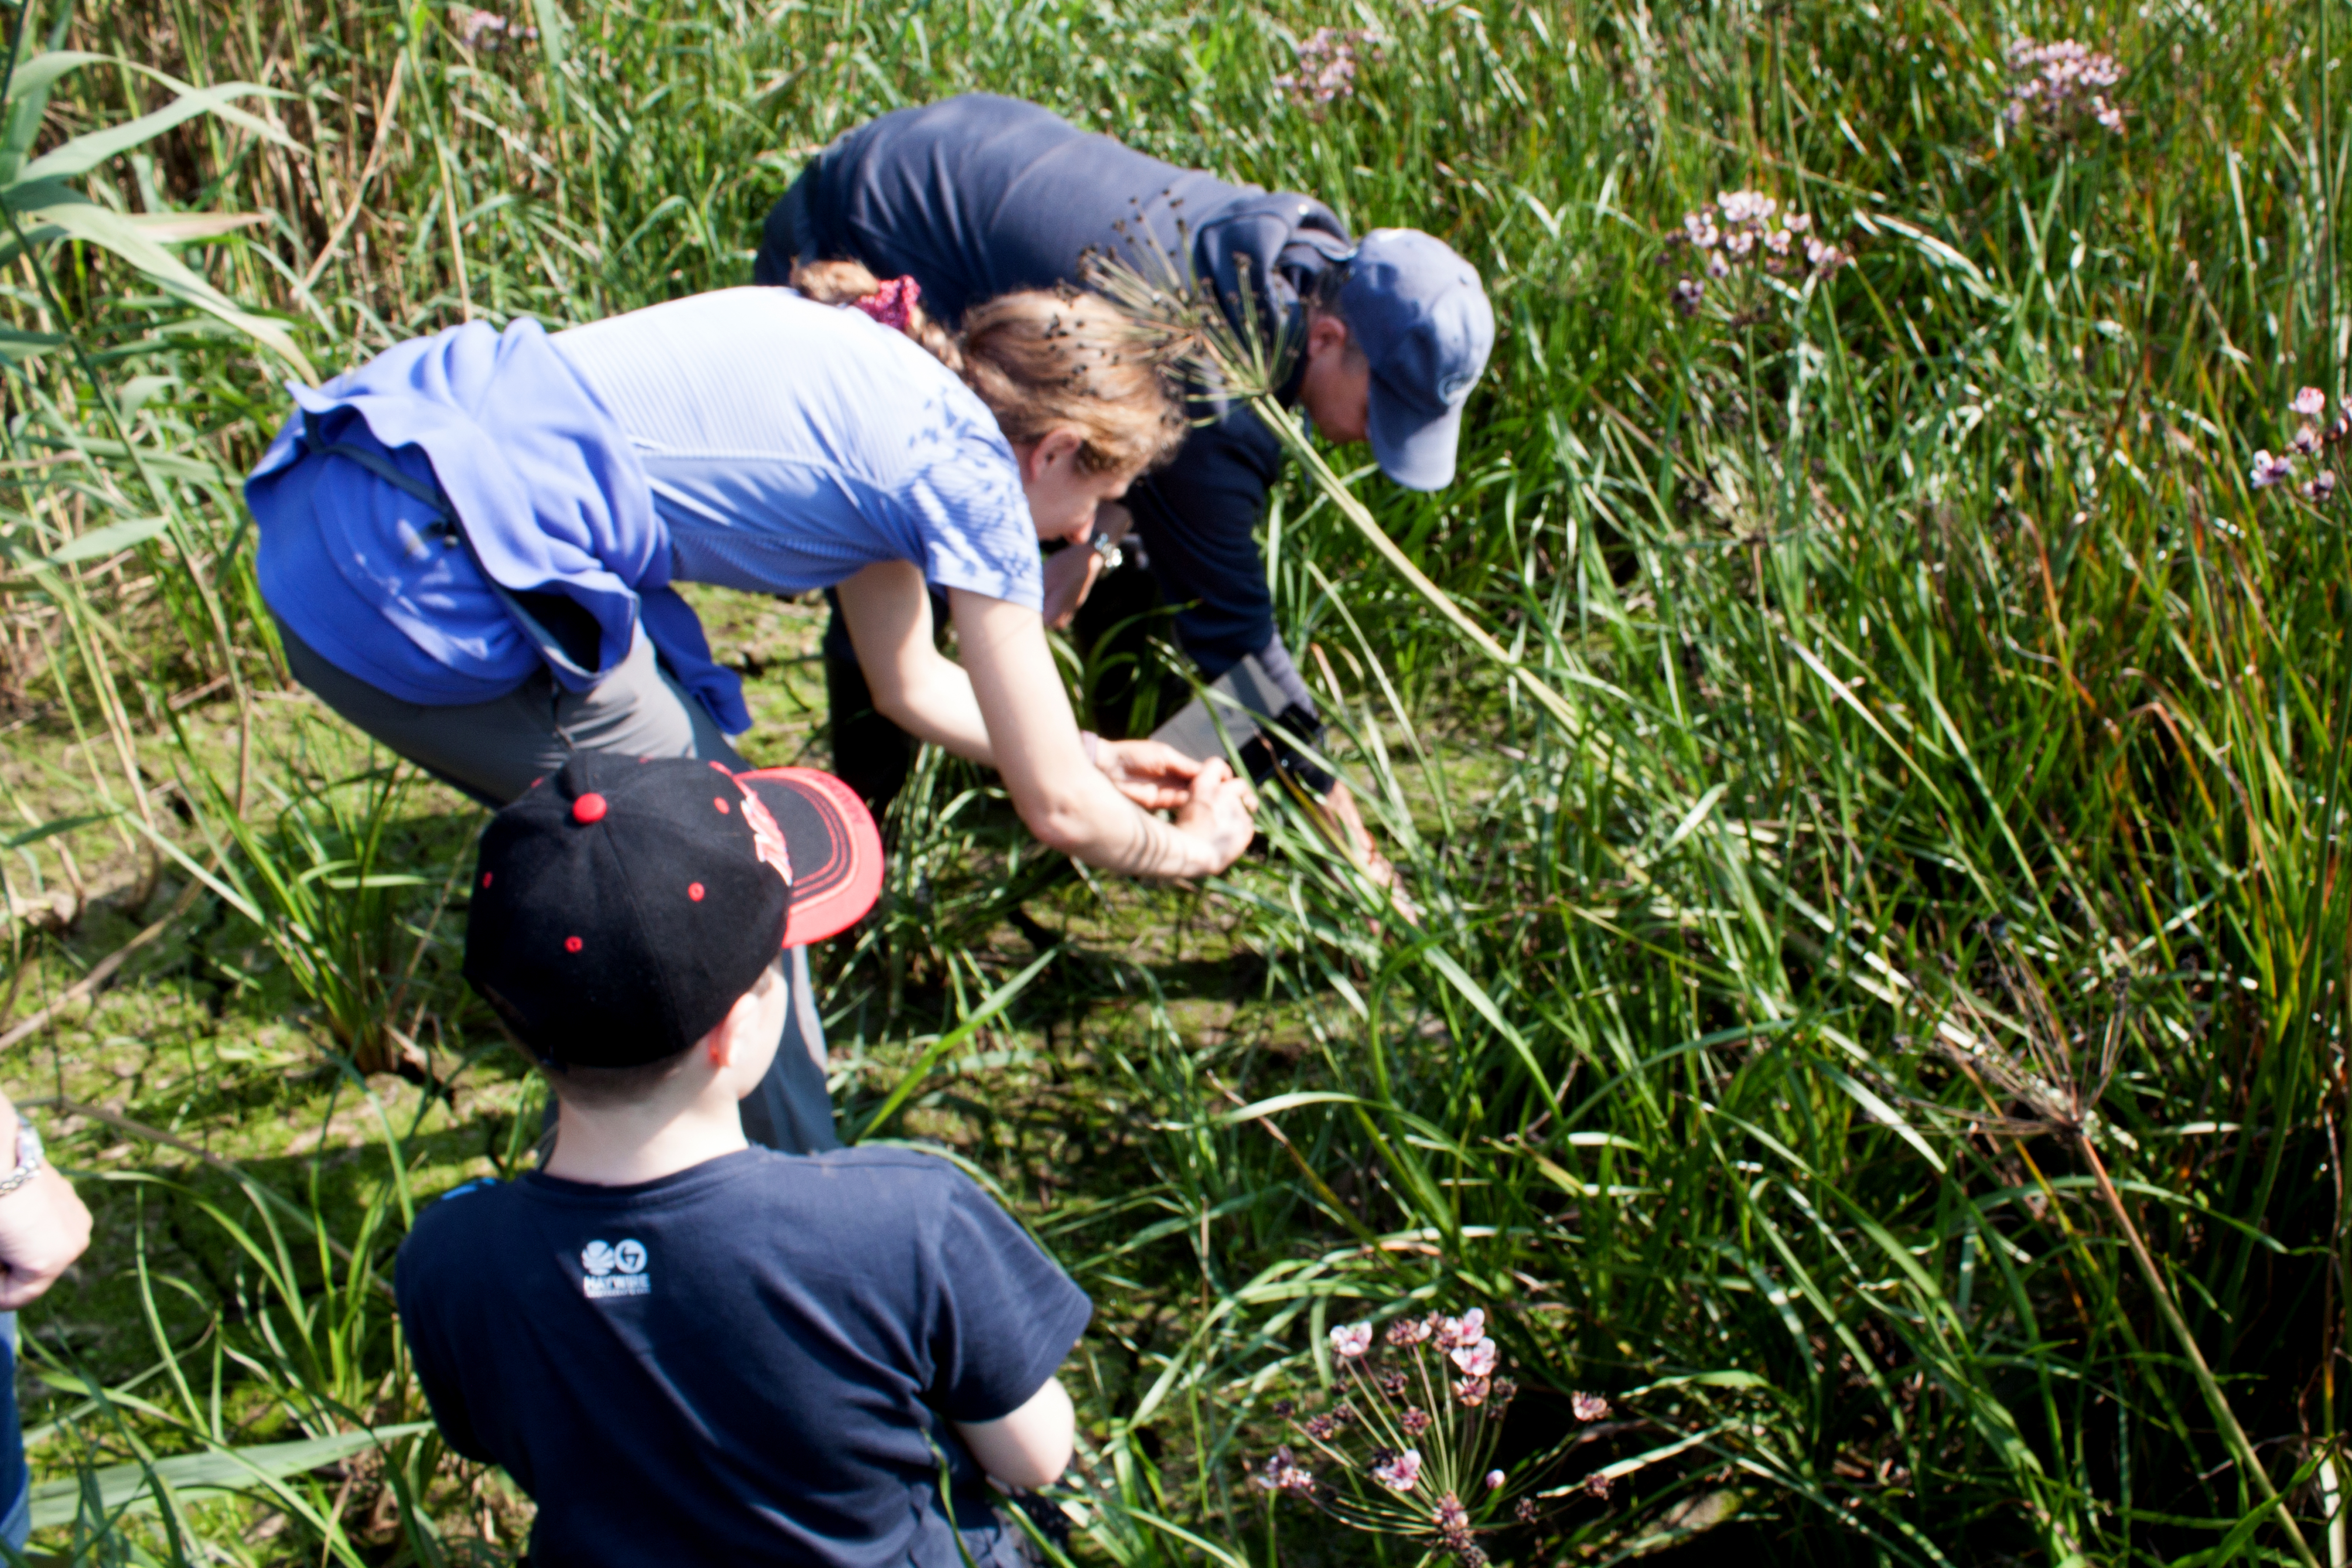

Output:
xmin=396 ymin=755 xmax=1088 ymax=1566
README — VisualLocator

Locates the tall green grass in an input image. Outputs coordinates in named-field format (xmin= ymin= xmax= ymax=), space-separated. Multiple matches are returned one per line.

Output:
xmin=0 ymin=0 xmax=2346 ymax=1561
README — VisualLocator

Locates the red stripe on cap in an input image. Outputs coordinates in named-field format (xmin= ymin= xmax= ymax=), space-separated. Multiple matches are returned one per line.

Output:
xmin=736 ymin=768 xmax=885 ymax=948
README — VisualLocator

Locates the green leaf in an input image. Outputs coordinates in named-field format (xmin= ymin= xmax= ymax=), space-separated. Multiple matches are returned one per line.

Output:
xmin=3 ymin=811 xmax=113 ymax=848
xmin=1421 ymin=945 xmax=1563 ymax=1119
xmin=19 ymin=81 xmax=296 ymax=182
xmin=28 ymin=1423 xmax=433 ymax=1529
xmin=0 ymin=189 xmax=314 ymax=380
xmin=39 ymin=515 xmax=169 ymax=565
xmin=0 ymin=325 xmax=63 ymax=364
xmin=0 ymin=51 xmax=113 ymax=186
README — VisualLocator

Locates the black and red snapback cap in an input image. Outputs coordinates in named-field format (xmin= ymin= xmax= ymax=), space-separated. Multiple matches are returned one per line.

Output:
xmin=463 ymin=755 xmax=882 ymax=1068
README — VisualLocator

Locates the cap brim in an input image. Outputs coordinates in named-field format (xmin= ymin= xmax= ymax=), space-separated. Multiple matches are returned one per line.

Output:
xmin=1366 ymin=376 xmax=1464 ymax=492
xmin=737 ymin=768 xmax=884 ymax=946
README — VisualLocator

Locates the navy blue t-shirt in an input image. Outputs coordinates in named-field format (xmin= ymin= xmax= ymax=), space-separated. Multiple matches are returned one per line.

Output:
xmin=767 ymin=95 xmax=1352 ymax=673
xmin=395 ymin=1146 xmax=1091 ymax=1567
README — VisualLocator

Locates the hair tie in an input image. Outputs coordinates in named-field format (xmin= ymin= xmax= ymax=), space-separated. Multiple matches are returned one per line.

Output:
xmin=853 ymin=276 xmax=922 ymax=333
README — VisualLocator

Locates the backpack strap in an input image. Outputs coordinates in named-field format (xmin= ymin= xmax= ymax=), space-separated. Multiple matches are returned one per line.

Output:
xmin=296 ymin=411 xmax=605 ymax=682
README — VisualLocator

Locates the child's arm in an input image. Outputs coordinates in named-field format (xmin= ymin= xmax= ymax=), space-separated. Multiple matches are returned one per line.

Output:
xmin=952 ymin=1374 xmax=1075 ymax=1492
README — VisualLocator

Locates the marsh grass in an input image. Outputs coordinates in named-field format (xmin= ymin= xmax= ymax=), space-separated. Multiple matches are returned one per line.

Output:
xmin=0 ymin=0 xmax=2346 ymax=1562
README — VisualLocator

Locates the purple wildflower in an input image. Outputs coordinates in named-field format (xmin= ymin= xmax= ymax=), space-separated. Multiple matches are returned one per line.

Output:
xmin=1386 ymin=1316 xmax=1434 ymax=1348
xmin=1449 ymin=1337 xmax=1499 ymax=1378
xmin=1372 ymin=1448 xmax=1423 ymax=1492
xmin=2005 ymin=38 xmax=2124 ymax=135
xmin=2252 ymin=450 xmax=2298 ymax=489
xmin=1274 ymin=28 xmax=1383 ymax=106
xmin=1254 ymin=1446 xmax=1317 ymax=1494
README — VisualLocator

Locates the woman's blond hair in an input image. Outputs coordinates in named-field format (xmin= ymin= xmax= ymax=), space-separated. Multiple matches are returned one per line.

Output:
xmin=791 ymin=259 xmax=1185 ymax=475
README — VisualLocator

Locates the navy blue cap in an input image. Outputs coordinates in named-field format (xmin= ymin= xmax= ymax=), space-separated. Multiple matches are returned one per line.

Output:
xmin=1337 ymin=230 xmax=1495 ymax=491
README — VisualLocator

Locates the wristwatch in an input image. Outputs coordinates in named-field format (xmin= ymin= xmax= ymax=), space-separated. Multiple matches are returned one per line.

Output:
xmin=1089 ymin=530 xmax=1124 ymax=572
xmin=0 ymin=1121 xmax=45 ymax=1200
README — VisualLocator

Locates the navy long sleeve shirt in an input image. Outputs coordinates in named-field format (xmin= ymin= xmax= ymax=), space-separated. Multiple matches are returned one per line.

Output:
xmin=759 ymin=93 xmax=1349 ymax=679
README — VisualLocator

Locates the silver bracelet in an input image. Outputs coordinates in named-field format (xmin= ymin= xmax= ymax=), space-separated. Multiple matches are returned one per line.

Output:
xmin=0 ymin=1121 xmax=45 ymax=1200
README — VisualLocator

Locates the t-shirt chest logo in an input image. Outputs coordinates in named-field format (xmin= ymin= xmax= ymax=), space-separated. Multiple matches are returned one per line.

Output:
xmin=580 ymin=1237 xmax=650 ymax=1299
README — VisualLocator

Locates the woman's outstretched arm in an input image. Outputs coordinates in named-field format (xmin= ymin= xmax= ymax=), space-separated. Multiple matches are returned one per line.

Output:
xmin=949 ymin=588 xmax=1256 ymax=876
xmin=834 ymin=561 xmax=1256 ymax=876
xmin=835 ymin=561 xmax=995 ymax=759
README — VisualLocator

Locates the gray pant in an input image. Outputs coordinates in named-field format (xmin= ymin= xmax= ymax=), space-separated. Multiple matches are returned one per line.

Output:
xmin=279 ymin=618 xmax=744 ymax=807
xmin=278 ymin=619 xmax=841 ymax=1152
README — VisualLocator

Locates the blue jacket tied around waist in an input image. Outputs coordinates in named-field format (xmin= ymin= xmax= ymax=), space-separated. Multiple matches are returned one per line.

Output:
xmin=245 ymin=318 xmax=751 ymax=734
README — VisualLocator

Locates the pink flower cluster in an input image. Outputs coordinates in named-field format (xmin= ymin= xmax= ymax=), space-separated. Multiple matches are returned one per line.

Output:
xmin=1666 ymin=190 xmax=1847 ymax=316
xmin=2005 ymin=39 xmax=2124 ymax=135
xmin=2251 ymin=387 xmax=2349 ymax=503
xmin=455 ymin=8 xmax=538 ymax=48
xmin=1275 ymin=28 xmax=1384 ymax=106
xmin=1269 ymin=1306 xmax=1527 ymax=1566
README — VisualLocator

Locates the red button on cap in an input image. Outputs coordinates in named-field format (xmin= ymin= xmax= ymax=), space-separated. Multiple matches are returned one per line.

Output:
xmin=688 ymin=882 xmax=705 ymax=902
xmin=565 ymin=935 xmax=584 ymax=953
xmin=573 ymin=793 xmax=608 ymax=824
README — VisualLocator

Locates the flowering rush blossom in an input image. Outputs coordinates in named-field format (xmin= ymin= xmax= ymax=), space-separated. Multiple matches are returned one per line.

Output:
xmin=2251 ymin=388 xmax=2349 ymax=502
xmin=1571 ymin=1390 xmax=1612 ymax=1422
xmin=1372 ymin=1448 xmax=1424 ymax=1492
xmin=455 ymin=7 xmax=538 ymax=48
xmin=1666 ymin=189 xmax=1845 ymax=315
xmin=1274 ymin=28 xmax=1384 ymax=106
xmin=1434 ymin=1308 xmax=1485 ymax=1349
xmin=1449 ymin=1337 xmax=1499 ymax=1378
xmin=1258 ymin=1305 xmax=1556 ymax=1564
xmin=2004 ymin=39 xmax=2125 ymax=135
xmin=1252 ymin=1446 xmax=1317 ymax=1495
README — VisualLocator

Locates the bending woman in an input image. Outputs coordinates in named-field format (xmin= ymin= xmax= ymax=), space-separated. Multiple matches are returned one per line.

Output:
xmin=245 ymin=277 xmax=1257 ymax=1146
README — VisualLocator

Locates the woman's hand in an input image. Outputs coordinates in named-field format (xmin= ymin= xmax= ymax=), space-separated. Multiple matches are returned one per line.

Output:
xmin=1039 ymin=501 xmax=1132 ymax=629
xmin=1039 ymin=544 xmax=1100 ymax=630
xmin=1172 ymin=758 xmax=1259 ymax=871
xmin=1093 ymin=738 xmax=1200 ymax=809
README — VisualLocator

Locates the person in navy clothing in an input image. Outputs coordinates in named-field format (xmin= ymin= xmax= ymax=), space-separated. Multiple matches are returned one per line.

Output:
xmin=756 ymin=93 xmax=1497 ymax=864
xmin=397 ymin=756 xmax=1089 ymax=1567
